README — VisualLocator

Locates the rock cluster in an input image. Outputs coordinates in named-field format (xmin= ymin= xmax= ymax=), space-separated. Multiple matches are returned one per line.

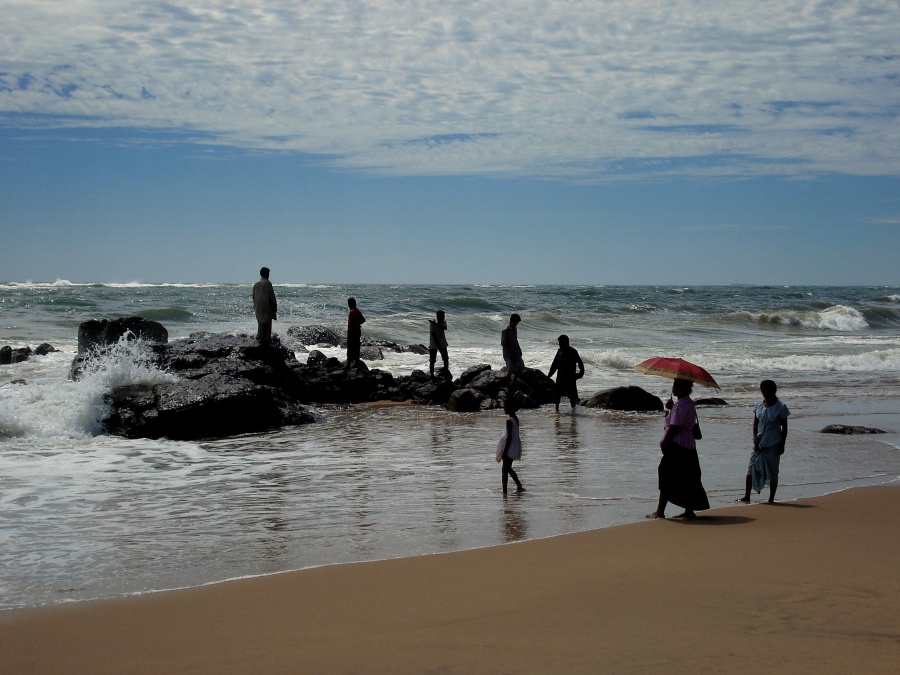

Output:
xmin=284 ymin=324 xmax=429 ymax=361
xmin=1 ymin=343 xmax=58 ymax=365
xmin=71 ymin=317 xmax=672 ymax=440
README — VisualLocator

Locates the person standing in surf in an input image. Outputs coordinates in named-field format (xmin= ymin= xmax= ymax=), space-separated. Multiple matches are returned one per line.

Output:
xmin=739 ymin=379 xmax=790 ymax=504
xmin=547 ymin=334 xmax=585 ymax=413
xmin=252 ymin=267 xmax=277 ymax=346
xmin=346 ymin=297 xmax=366 ymax=367
xmin=428 ymin=310 xmax=449 ymax=378
xmin=501 ymin=313 xmax=524 ymax=383
xmin=496 ymin=399 xmax=526 ymax=495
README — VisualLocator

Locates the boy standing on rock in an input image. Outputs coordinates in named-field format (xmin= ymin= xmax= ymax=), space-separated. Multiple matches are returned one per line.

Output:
xmin=428 ymin=310 xmax=449 ymax=378
xmin=346 ymin=297 xmax=366 ymax=366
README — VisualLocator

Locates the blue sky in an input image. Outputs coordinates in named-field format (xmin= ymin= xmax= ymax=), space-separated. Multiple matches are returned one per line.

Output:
xmin=1 ymin=1 xmax=899 ymax=285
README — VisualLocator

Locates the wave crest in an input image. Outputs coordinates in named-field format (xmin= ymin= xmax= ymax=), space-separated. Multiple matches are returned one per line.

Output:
xmin=757 ymin=305 xmax=868 ymax=331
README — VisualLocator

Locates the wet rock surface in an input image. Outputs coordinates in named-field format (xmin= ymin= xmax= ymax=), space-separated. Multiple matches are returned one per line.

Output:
xmin=584 ymin=386 xmax=664 ymax=412
xmin=820 ymin=424 xmax=886 ymax=435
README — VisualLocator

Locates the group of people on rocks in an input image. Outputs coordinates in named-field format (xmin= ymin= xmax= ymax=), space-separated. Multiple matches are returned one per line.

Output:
xmin=253 ymin=267 xmax=790 ymax=506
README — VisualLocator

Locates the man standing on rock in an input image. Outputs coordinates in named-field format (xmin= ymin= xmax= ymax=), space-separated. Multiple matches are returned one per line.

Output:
xmin=252 ymin=267 xmax=277 ymax=345
xmin=501 ymin=313 xmax=524 ymax=382
xmin=346 ymin=297 xmax=366 ymax=366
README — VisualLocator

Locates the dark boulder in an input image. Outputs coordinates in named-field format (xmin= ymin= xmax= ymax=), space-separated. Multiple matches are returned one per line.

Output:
xmin=359 ymin=345 xmax=384 ymax=361
xmin=77 ymin=317 xmax=168 ymax=354
xmin=95 ymin=333 xmax=314 ymax=439
xmin=403 ymin=343 xmax=429 ymax=355
xmin=306 ymin=350 xmax=328 ymax=367
xmin=286 ymin=325 xmax=341 ymax=346
xmin=34 ymin=343 xmax=59 ymax=356
xmin=820 ymin=424 xmax=886 ymax=435
xmin=695 ymin=398 xmax=728 ymax=407
xmin=0 ymin=346 xmax=32 ymax=365
xmin=455 ymin=364 xmax=492 ymax=388
xmin=446 ymin=388 xmax=483 ymax=412
xmin=104 ymin=381 xmax=313 ymax=440
xmin=585 ymin=386 xmax=664 ymax=412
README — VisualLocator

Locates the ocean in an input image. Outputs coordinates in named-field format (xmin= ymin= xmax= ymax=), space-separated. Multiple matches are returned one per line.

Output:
xmin=1 ymin=282 xmax=898 ymax=609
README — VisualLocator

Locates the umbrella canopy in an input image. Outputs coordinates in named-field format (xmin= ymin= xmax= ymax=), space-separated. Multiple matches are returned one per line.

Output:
xmin=633 ymin=357 xmax=721 ymax=390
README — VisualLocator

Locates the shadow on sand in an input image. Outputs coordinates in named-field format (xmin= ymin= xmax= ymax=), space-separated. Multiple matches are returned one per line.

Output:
xmin=670 ymin=515 xmax=756 ymax=526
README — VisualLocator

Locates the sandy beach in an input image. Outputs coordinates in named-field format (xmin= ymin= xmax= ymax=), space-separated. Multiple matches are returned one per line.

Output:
xmin=1 ymin=485 xmax=897 ymax=674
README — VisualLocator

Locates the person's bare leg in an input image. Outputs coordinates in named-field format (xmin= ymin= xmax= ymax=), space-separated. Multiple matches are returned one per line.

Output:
xmin=737 ymin=474 xmax=752 ymax=502
xmin=647 ymin=494 xmax=667 ymax=519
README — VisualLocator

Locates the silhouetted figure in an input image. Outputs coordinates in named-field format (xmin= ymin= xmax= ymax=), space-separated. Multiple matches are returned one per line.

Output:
xmin=428 ymin=310 xmax=449 ymax=378
xmin=252 ymin=267 xmax=277 ymax=345
xmin=346 ymin=297 xmax=366 ymax=366
xmin=648 ymin=378 xmax=709 ymax=520
xmin=739 ymin=380 xmax=790 ymax=504
xmin=501 ymin=313 xmax=524 ymax=382
xmin=496 ymin=399 xmax=526 ymax=495
xmin=547 ymin=334 xmax=585 ymax=413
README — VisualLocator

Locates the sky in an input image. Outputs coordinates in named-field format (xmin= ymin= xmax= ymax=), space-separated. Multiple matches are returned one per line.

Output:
xmin=1 ymin=0 xmax=899 ymax=285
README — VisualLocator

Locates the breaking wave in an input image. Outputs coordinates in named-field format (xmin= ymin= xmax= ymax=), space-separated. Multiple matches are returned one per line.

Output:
xmin=0 ymin=337 xmax=176 ymax=439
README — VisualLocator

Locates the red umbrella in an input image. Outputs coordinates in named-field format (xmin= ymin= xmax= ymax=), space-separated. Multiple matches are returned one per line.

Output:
xmin=633 ymin=357 xmax=721 ymax=390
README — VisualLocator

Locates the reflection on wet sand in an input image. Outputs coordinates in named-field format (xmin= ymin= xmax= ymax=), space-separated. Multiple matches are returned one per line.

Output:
xmin=502 ymin=496 xmax=528 ymax=543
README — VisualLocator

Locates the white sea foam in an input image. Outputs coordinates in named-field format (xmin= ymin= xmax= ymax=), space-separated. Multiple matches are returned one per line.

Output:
xmin=0 ymin=337 xmax=176 ymax=439
xmin=757 ymin=305 xmax=869 ymax=331
xmin=700 ymin=349 xmax=900 ymax=374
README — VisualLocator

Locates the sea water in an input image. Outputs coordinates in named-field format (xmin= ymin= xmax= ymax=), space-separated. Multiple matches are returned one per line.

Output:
xmin=1 ymin=283 xmax=898 ymax=608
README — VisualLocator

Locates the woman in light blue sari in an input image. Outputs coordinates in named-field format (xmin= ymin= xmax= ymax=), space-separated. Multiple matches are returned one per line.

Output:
xmin=739 ymin=380 xmax=790 ymax=504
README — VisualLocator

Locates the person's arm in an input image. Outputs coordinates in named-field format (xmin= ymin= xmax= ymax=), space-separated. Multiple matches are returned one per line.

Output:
xmin=777 ymin=418 xmax=788 ymax=454
xmin=753 ymin=414 xmax=760 ymax=452
xmin=547 ymin=352 xmax=559 ymax=378
xmin=575 ymin=351 xmax=585 ymax=379
xmin=503 ymin=418 xmax=514 ymax=457
xmin=269 ymin=284 xmax=277 ymax=320
xmin=660 ymin=423 xmax=680 ymax=448
xmin=660 ymin=400 xmax=684 ymax=449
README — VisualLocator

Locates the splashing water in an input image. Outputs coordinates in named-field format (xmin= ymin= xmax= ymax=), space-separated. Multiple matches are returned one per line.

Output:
xmin=0 ymin=336 xmax=176 ymax=439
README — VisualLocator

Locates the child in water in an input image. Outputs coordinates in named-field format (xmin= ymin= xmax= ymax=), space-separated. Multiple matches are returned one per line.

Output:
xmin=496 ymin=400 xmax=526 ymax=494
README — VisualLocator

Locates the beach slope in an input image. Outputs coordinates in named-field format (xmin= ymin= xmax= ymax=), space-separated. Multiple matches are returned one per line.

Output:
xmin=1 ymin=486 xmax=897 ymax=674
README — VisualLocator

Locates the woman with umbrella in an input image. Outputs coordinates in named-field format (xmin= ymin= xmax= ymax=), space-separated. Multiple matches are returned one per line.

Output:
xmin=647 ymin=377 xmax=710 ymax=520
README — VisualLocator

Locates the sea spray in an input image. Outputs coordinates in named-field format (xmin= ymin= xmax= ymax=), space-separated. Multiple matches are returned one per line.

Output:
xmin=0 ymin=336 xmax=176 ymax=439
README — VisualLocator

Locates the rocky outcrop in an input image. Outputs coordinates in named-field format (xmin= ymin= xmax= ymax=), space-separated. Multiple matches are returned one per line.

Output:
xmin=97 ymin=333 xmax=315 ymax=440
xmin=0 ymin=346 xmax=33 ymax=364
xmin=584 ymin=386 xmax=664 ymax=412
xmin=286 ymin=325 xmax=342 ymax=346
xmin=820 ymin=424 xmax=886 ymax=435
xmin=286 ymin=324 xmax=428 ymax=356
xmin=77 ymin=317 xmax=168 ymax=354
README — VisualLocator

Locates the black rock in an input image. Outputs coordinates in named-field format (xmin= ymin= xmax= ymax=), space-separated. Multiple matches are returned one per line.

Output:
xmin=286 ymin=325 xmax=341 ymax=346
xmin=95 ymin=333 xmax=314 ymax=439
xmin=359 ymin=345 xmax=384 ymax=361
xmin=455 ymin=364 xmax=492 ymax=388
xmin=446 ymin=388 xmax=483 ymax=412
xmin=77 ymin=317 xmax=168 ymax=355
xmin=306 ymin=350 xmax=328 ymax=367
xmin=0 ymin=346 xmax=32 ymax=365
xmin=585 ymin=386 xmax=664 ymax=412
xmin=820 ymin=424 xmax=886 ymax=435
xmin=695 ymin=398 xmax=728 ymax=407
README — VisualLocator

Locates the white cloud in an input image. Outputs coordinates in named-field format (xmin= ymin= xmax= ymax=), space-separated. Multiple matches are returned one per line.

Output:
xmin=1 ymin=0 xmax=898 ymax=178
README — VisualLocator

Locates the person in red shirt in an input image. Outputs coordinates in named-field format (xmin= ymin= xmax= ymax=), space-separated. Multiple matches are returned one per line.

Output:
xmin=346 ymin=297 xmax=366 ymax=366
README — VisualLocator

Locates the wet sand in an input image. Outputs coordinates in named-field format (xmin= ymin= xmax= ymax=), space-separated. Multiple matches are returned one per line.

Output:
xmin=1 ymin=485 xmax=897 ymax=674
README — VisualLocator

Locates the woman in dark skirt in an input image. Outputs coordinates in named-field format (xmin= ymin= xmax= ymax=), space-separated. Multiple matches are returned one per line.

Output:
xmin=647 ymin=378 xmax=710 ymax=520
